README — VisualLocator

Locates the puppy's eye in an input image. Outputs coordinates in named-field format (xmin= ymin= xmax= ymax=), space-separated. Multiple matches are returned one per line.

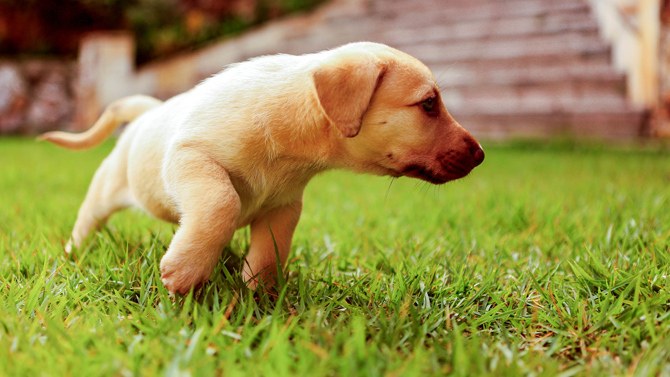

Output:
xmin=421 ymin=98 xmax=436 ymax=113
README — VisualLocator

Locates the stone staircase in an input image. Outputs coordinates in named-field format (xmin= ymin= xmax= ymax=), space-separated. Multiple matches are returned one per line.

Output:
xmin=282 ymin=0 xmax=646 ymax=139
xmin=364 ymin=0 xmax=644 ymax=138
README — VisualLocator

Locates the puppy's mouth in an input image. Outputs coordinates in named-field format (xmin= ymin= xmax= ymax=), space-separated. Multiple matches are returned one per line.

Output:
xmin=388 ymin=162 xmax=470 ymax=185
xmin=403 ymin=163 xmax=470 ymax=184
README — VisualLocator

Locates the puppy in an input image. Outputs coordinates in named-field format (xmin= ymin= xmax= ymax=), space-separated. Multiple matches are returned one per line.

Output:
xmin=40 ymin=42 xmax=484 ymax=294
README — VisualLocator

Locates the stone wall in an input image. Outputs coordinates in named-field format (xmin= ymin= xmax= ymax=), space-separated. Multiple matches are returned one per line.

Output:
xmin=0 ymin=59 xmax=77 ymax=134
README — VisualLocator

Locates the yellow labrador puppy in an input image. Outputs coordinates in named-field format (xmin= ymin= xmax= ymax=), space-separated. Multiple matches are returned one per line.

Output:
xmin=40 ymin=42 xmax=484 ymax=294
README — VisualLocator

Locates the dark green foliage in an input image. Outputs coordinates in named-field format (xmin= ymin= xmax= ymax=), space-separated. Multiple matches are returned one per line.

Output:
xmin=0 ymin=0 xmax=326 ymax=63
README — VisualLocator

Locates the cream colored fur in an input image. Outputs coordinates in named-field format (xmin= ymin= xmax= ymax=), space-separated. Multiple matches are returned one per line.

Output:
xmin=40 ymin=42 xmax=483 ymax=294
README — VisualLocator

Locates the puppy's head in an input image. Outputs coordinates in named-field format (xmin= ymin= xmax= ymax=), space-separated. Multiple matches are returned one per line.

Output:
xmin=313 ymin=42 xmax=484 ymax=184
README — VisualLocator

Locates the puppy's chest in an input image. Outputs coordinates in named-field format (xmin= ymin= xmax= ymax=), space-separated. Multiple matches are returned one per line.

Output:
xmin=233 ymin=159 xmax=324 ymax=223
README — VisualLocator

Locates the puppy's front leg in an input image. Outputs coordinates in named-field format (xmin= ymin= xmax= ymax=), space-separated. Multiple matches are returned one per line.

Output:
xmin=244 ymin=200 xmax=302 ymax=289
xmin=160 ymin=148 xmax=241 ymax=295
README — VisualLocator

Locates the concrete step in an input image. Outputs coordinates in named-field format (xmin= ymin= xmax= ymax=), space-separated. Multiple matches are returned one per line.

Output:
xmin=428 ymin=54 xmax=621 ymax=88
xmin=458 ymin=112 xmax=645 ymax=140
xmin=378 ymin=0 xmax=591 ymax=28
xmin=444 ymin=80 xmax=630 ymax=116
xmin=400 ymin=31 xmax=610 ymax=64
xmin=376 ymin=8 xmax=598 ymax=45
xmin=378 ymin=0 xmax=586 ymax=14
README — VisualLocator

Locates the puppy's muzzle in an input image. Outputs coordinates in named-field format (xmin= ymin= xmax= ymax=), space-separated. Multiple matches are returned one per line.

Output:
xmin=470 ymin=144 xmax=485 ymax=167
xmin=458 ymin=136 xmax=485 ymax=171
xmin=438 ymin=137 xmax=484 ymax=174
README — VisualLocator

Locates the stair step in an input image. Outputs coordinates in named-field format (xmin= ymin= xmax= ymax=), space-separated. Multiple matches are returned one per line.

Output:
xmin=376 ymin=8 xmax=598 ymax=45
xmin=379 ymin=0 xmax=591 ymax=28
xmin=458 ymin=112 xmax=645 ymax=140
xmin=380 ymin=0 xmax=585 ymax=14
xmin=429 ymin=55 xmax=621 ymax=88
xmin=400 ymin=31 xmax=610 ymax=64
xmin=444 ymin=80 xmax=630 ymax=116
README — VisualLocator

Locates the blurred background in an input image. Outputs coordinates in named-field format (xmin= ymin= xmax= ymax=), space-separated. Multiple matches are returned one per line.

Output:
xmin=1 ymin=0 xmax=669 ymax=140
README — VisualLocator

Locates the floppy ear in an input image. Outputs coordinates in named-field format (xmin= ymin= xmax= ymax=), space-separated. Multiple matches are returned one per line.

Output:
xmin=313 ymin=54 xmax=385 ymax=138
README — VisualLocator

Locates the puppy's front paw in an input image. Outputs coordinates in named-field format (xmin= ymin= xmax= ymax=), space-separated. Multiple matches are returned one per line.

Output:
xmin=160 ymin=255 xmax=213 ymax=295
xmin=65 ymin=240 xmax=73 ymax=254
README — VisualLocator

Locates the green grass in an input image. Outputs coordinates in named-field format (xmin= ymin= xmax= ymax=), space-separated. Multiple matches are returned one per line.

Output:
xmin=1 ymin=137 xmax=670 ymax=376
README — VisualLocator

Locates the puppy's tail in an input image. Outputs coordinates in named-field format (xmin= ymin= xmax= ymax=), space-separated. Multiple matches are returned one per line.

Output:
xmin=37 ymin=95 xmax=163 ymax=150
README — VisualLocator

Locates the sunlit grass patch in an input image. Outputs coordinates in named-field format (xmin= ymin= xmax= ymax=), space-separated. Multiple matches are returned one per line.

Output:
xmin=1 ymin=138 xmax=669 ymax=375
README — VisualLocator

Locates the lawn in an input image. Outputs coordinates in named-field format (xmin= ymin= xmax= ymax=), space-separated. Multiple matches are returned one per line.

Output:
xmin=1 ymin=137 xmax=669 ymax=376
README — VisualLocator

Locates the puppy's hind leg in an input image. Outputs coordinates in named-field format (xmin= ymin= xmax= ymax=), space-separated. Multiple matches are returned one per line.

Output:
xmin=66 ymin=153 xmax=134 ymax=253
xmin=243 ymin=200 xmax=302 ymax=290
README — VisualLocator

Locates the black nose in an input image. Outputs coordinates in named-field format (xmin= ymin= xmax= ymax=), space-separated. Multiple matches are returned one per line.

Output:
xmin=471 ymin=144 xmax=485 ymax=166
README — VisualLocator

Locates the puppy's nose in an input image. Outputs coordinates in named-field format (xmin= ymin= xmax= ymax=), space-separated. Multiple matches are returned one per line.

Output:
xmin=471 ymin=144 xmax=485 ymax=166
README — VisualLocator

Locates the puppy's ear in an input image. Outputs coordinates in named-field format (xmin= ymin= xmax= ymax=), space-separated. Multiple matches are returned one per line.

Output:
xmin=313 ymin=54 xmax=385 ymax=138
